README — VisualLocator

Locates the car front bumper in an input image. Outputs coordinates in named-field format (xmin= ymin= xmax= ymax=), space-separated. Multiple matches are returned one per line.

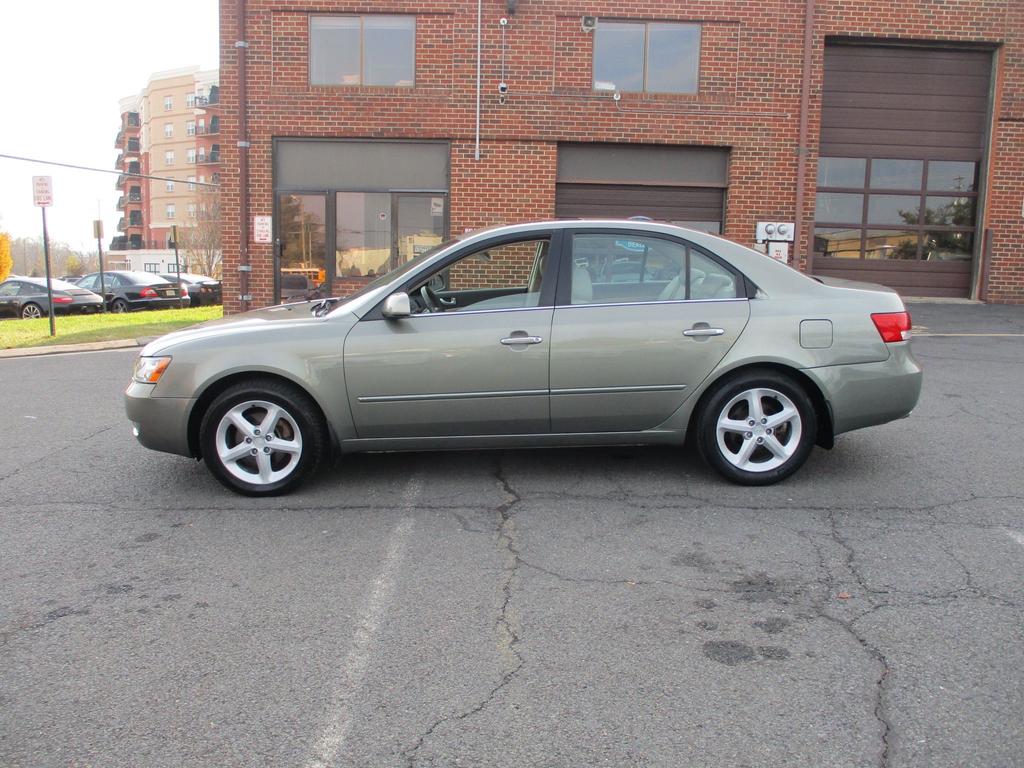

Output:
xmin=803 ymin=342 xmax=923 ymax=437
xmin=125 ymin=380 xmax=195 ymax=457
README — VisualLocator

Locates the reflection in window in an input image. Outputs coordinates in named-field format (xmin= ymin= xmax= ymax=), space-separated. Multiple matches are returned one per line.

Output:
xmin=869 ymin=159 xmax=923 ymax=189
xmin=923 ymin=231 xmax=973 ymax=261
xmin=814 ymin=228 xmax=861 ymax=259
xmin=279 ymin=193 xmax=327 ymax=285
xmin=310 ymin=16 xmax=415 ymax=87
xmin=867 ymin=195 xmax=920 ymax=226
xmin=927 ymin=161 xmax=977 ymax=192
xmin=593 ymin=21 xmax=700 ymax=94
xmin=865 ymin=230 xmax=918 ymax=260
xmin=924 ymin=196 xmax=975 ymax=227
xmin=336 ymin=193 xmax=391 ymax=277
xmin=817 ymin=157 xmax=866 ymax=188
xmin=815 ymin=193 xmax=863 ymax=223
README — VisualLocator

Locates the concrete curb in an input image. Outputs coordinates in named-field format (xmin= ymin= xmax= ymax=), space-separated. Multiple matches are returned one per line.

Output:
xmin=0 ymin=338 xmax=149 ymax=359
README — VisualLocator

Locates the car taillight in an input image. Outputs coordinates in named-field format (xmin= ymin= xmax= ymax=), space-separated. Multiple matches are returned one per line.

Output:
xmin=52 ymin=294 xmax=73 ymax=304
xmin=181 ymin=286 xmax=189 ymax=297
xmin=140 ymin=287 xmax=157 ymax=298
xmin=871 ymin=311 xmax=912 ymax=343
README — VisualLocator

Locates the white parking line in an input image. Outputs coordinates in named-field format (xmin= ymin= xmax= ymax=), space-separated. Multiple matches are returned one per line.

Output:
xmin=304 ymin=479 xmax=420 ymax=768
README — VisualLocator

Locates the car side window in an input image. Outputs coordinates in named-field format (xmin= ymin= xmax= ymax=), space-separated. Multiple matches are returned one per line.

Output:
xmin=568 ymin=234 xmax=687 ymax=305
xmin=77 ymin=275 xmax=97 ymax=291
xmin=0 ymin=282 xmax=18 ymax=296
xmin=18 ymin=282 xmax=42 ymax=296
xmin=411 ymin=238 xmax=551 ymax=313
xmin=689 ymin=250 xmax=739 ymax=300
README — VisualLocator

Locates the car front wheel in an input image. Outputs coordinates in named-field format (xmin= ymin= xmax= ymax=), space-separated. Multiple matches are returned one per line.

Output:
xmin=696 ymin=370 xmax=817 ymax=486
xmin=199 ymin=379 xmax=327 ymax=496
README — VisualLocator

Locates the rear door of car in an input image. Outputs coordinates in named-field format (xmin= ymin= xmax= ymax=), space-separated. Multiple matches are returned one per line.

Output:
xmin=0 ymin=281 xmax=20 ymax=316
xmin=548 ymin=228 xmax=750 ymax=433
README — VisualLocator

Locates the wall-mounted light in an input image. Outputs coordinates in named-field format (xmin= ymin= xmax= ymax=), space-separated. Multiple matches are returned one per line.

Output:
xmin=594 ymin=80 xmax=620 ymax=102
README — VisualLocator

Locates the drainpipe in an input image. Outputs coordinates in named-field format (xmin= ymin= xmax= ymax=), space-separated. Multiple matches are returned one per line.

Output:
xmin=475 ymin=0 xmax=482 ymax=160
xmin=792 ymin=0 xmax=815 ymax=269
xmin=236 ymin=0 xmax=251 ymax=309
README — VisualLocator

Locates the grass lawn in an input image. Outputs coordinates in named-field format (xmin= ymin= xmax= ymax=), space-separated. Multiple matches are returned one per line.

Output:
xmin=0 ymin=305 xmax=223 ymax=349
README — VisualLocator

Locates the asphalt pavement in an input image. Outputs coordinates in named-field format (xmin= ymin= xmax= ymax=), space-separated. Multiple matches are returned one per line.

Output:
xmin=1 ymin=302 xmax=1023 ymax=768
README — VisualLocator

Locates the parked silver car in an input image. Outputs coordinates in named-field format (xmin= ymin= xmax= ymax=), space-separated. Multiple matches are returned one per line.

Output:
xmin=125 ymin=220 xmax=921 ymax=495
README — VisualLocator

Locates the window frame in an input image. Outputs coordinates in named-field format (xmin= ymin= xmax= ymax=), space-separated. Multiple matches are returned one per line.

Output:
xmin=308 ymin=14 xmax=417 ymax=88
xmin=163 ymin=95 xmax=173 ymax=111
xmin=592 ymin=20 xmax=701 ymax=95
xmin=555 ymin=228 xmax=748 ymax=307
xmin=814 ymin=156 xmax=980 ymax=260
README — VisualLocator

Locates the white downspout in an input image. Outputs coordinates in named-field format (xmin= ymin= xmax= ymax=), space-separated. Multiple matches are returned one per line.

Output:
xmin=475 ymin=0 xmax=482 ymax=160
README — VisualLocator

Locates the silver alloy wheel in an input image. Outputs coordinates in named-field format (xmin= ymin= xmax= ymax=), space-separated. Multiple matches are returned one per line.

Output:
xmin=215 ymin=400 xmax=303 ymax=485
xmin=716 ymin=387 xmax=802 ymax=473
xmin=22 ymin=304 xmax=42 ymax=319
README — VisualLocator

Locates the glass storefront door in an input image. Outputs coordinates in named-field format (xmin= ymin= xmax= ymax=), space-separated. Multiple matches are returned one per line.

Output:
xmin=393 ymin=193 xmax=446 ymax=268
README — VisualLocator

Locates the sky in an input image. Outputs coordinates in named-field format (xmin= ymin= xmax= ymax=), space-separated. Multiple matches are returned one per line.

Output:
xmin=0 ymin=0 xmax=219 ymax=250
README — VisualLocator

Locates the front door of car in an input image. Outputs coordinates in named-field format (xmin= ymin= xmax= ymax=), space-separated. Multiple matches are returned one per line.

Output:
xmin=549 ymin=231 xmax=751 ymax=433
xmin=344 ymin=233 xmax=560 ymax=439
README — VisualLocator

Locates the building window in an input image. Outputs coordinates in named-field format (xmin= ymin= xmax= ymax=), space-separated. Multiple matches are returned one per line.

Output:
xmin=144 ymin=262 xmax=160 ymax=272
xmin=814 ymin=157 xmax=979 ymax=261
xmin=198 ymin=118 xmax=206 ymax=134
xmin=164 ymin=122 xmax=173 ymax=138
xmin=309 ymin=15 xmax=416 ymax=87
xmin=165 ymin=151 xmax=174 ymax=167
xmin=279 ymin=193 xmax=328 ymax=286
xmin=186 ymin=121 xmax=196 ymax=136
xmin=164 ymin=95 xmax=173 ymax=111
xmin=593 ymin=21 xmax=700 ymax=94
xmin=166 ymin=179 xmax=175 ymax=192
xmin=185 ymin=93 xmax=196 ymax=108
xmin=166 ymin=204 xmax=176 ymax=219
xmin=188 ymin=203 xmax=198 ymax=219
xmin=187 ymin=175 xmax=196 ymax=191
xmin=187 ymin=149 xmax=196 ymax=164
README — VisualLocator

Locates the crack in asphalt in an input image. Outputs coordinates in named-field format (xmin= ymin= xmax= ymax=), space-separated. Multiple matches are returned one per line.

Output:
xmin=401 ymin=457 xmax=525 ymax=767
xmin=0 ymin=425 xmax=115 ymax=485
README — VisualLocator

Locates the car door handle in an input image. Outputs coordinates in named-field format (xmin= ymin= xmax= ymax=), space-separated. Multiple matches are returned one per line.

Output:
xmin=683 ymin=327 xmax=725 ymax=337
xmin=500 ymin=335 xmax=544 ymax=346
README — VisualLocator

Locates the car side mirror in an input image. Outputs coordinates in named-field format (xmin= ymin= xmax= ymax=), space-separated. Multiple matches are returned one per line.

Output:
xmin=382 ymin=292 xmax=411 ymax=318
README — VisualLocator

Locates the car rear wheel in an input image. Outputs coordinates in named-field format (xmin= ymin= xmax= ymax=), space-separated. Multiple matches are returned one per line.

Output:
xmin=199 ymin=379 xmax=327 ymax=496
xmin=111 ymin=298 xmax=129 ymax=313
xmin=696 ymin=369 xmax=817 ymax=486
xmin=21 ymin=303 xmax=43 ymax=319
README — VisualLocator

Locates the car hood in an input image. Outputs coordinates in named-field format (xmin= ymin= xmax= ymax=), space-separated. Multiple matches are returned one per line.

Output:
xmin=140 ymin=300 xmax=336 ymax=356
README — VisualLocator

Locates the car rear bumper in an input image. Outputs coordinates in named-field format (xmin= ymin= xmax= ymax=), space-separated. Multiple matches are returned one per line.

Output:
xmin=125 ymin=381 xmax=195 ymax=457
xmin=803 ymin=342 xmax=922 ymax=436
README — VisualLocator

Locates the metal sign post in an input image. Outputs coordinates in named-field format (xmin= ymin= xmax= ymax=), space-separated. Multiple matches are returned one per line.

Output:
xmin=32 ymin=176 xmax=56 ymax=336
xmin=93 ymin=219 xmax=107 ymax=312
xmin=171 ymin=225 xmax=183 ymax=309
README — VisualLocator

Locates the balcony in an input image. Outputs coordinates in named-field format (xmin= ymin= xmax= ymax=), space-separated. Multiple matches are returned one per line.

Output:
xmin=117 ymin=217 xmax=127 ymax=232
xmin=110 ymin=236 xmax=127 ymax=251
xmin=195 ymin=86 xmax=220 ymax=108
xmin=125 ymin=112 xmax=140 ymax=127
xmin=128 ymin=214 xmax=144 ymax=228
xmin=197 ymin=150 xmax=220 ymax=165
xmin=127 ymin=138 xmax=141 ymax=153
xmin=117 ymin=196 xmax=126 ymax=210
xmin=115 ymin=154 xmax=124 ymax=169
xmin=114 ymin=130 xmax=124 ymax=148
xmin=128 ymin=189 xmax=143 ymax=203
xmin=127 ymin=161 xmax=141 ymax=175
xmin=116 ymin=174 xmax=126 ymax=189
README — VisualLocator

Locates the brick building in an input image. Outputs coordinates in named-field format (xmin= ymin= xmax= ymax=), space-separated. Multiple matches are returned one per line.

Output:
xmin=218 ymin=0 xmax=1023 ymax=312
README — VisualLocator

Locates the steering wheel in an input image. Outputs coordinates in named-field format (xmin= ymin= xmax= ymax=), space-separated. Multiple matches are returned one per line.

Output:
xmin=419 ymin=284 xmax=441 ymax=313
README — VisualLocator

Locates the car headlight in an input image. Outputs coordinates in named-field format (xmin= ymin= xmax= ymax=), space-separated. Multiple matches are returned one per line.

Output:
xmin=133 ymin=356 xmax=172 ymax=384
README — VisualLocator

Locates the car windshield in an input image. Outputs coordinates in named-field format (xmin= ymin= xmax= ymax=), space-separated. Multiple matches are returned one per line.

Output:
xmin=329 ymin=238 xmax=458 ymax=309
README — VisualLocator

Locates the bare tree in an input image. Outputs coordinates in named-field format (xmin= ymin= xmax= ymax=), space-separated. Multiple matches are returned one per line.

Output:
xmin=178 ymin=189 xmax=222 ymax=278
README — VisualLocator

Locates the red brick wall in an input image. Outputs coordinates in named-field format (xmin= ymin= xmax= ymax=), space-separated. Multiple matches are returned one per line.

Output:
xmin=220 ymin=0 xmax=1023 ymax=311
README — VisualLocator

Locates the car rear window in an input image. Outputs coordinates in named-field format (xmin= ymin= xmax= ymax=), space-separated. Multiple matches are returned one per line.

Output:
xmin=126 ymin=273 xmax=172 ymax=285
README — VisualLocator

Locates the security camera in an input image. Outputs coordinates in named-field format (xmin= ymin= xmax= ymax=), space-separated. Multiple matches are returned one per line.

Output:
xmin=581 ymin=16 xmax=597 ymax=33
xmin=498 ymin=82 xmax=508 ymax=95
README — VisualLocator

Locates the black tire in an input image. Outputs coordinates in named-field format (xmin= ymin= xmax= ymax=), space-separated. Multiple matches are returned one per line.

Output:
xmin=695 ymin=369 xmax=817 ymax=486
xmin=111 ymin=298 xmax=129 ymax=313
xmin=199 ymin=378 xmax=328 ymax=496
xmin=21 ymin=303 xmax=44 ymax=319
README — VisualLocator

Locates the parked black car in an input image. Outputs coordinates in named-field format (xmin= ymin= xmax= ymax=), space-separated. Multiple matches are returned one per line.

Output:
xmin=158 ymin=273 xmax=222 ymax=306
xmin=0 ymin=277 xmax=105 ymax=319
xmin=75 ymin=271 xmax=190 ymax=313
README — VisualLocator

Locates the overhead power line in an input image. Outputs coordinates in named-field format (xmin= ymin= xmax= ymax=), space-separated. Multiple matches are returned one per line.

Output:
xmin=0 ymin=152 xmax=220 ymax=188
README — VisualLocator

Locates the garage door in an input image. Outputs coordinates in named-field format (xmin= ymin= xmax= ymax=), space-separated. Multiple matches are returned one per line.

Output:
xmin=556 ymin=144 xmax=729 ymax=234
xmin=813 ymin=44 xmax=992 ymax=298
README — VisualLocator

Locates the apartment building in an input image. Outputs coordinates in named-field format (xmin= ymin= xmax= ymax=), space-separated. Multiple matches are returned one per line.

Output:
xmin=218 ymin=0 xmax=1023 ymax=311
xmin=111 ymin=67 xmax=221 ymax=255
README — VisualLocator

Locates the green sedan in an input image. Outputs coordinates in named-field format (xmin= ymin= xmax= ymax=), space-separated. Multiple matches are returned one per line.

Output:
xmin=125 ymin=220 xmax=921 ymax=495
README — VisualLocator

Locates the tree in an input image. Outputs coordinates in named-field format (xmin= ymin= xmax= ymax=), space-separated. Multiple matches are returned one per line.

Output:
xmin=178 ymin=189 xmax=222 ymax=278
xmin=0 ymin=232 xmax=11 ymax=282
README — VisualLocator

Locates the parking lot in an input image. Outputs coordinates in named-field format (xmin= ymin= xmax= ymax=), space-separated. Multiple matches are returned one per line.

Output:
xmin=1 ymin=302 xmax=1023 ymax=768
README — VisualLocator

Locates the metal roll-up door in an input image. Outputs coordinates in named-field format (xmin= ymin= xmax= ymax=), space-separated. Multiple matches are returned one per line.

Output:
xmin=813 ymin=44 xmax=992 ymax=298
xmin=555 ymin=144 xmax=729 ymax=233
